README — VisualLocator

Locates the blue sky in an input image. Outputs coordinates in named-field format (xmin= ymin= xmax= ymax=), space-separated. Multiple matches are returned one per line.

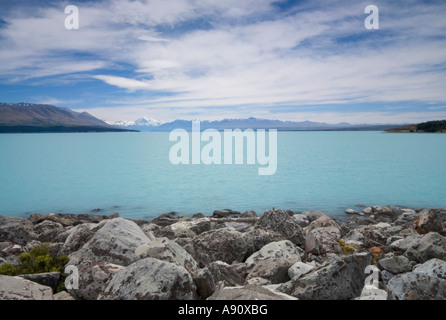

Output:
xmin=1 ymin=0 xmax=446 ymax=123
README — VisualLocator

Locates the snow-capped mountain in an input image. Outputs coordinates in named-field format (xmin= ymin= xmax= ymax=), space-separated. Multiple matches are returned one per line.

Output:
xmin=134 ymin=117 xmax=163 ymax=126
xmin=106 ymin=117 xmax=164 ymax=131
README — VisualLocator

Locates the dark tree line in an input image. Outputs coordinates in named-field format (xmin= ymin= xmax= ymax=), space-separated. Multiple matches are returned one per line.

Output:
xmin=416 ymin=120 xmax=446 ymax=132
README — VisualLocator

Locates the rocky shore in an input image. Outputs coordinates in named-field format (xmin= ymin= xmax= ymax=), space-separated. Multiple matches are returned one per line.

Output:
xmin=1 ymin=206 xmax=446 ymax=300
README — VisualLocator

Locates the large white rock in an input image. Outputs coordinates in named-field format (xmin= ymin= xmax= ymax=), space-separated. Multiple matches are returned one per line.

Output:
xmin=245 ymin=240 xmax=302 ymax=269
xmin=0 ymin=275 xmax=53 ymax=300
xmin=413 ymin=258 xmax=446 ymax=279
xmin=387 ymin=272 xmax=446 ymax=300
xmin=68 ymin=217 xmax=152 ymax=266
xmin=98 ymin=257 xmax=197 ymax=300
xmin=134 ymin=237 xmax=198 ymax=273
xmin=288 ymin=261 xmax=316 ymax=280
xmin=390 ymin=234 xmax=423 ymax=252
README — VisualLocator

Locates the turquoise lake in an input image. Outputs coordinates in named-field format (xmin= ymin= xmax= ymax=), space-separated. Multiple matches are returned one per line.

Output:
xmin=0 ymin=131 xmax=445 ymax=220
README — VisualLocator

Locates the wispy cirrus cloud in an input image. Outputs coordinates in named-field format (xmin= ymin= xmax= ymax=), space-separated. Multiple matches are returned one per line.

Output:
xmin=1 ymin=0 xmax=446 ymax=123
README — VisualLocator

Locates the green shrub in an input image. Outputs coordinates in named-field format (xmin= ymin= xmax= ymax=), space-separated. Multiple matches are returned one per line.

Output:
xmin=0 ymin=243 xmax=70 ymax=293
xmin=0 ymin=263 xmax=18 ymax=276
xmin=16 ymin=243 xmax=69 ymax=274
xmin=0 ymin=243 xmax=69 ymax=278
xmin=18 ymin=243 xmax=69 ymax=274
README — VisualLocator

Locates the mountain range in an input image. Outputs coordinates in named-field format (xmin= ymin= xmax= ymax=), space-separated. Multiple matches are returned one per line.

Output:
xmin=0 ymin=103 xmax=135 ymax=133
xmin=0 ymin=103 xmax=405 ymax=134
xmin=108 ymin=116 xmax=401 ymax=132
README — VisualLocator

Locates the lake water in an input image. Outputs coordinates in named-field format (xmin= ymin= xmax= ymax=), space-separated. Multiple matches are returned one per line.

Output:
xmin=0 ymin=131 xmax=445 ymax=220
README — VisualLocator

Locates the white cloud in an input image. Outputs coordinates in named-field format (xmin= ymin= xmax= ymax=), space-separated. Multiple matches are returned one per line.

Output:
xmin=93 ymin=75 xmax=152 ymax=91
xmin=1 ymin=0 xmax=446 ymax=122
xmin=33 ymin=97 xmax=83 ymax=106
xmin=137 ymin=35 xmax=170 ymax=42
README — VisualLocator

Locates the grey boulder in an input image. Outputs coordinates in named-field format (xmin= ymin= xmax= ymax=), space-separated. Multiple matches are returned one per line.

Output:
xmin=18 ymin=272 xmax=60 ymax=292
xmin=305 ymin=227 xmax=341 ymax=255
xmin=68 ymin=217 xmax=152 ymax=266
xmin=387 ymin=272 xmax=446 ymax=300
xmin=288 ymin=261 xmax=316 ymax=280
xmin=245 ymin=240 xmax=302 ymax=269
xmin=0 ymin=215 xmax=38 ymax=245
xmin=287 ymin=253 xmax=371 ymax=300
xmin=415 ymin=210 xmax=445 ymax=235
xmin=413 ymin=258 xmax=446 ymax=279
xmin=304 ymin=216 xmax=340 ymax=233
xmin=33 ymin=220 xmax=65 ymax=243
xmin=415 ymin=232 xmax=446 ymax=263
xmin=246 ymin=257 xmax=294 ymax=284
xmin=98 ymin=257 xmax=197 ymax=300
xmin=67 ymin=260 xmax=124 ymax=300
xmin=387 ymin=258 xmax=446 ymax=300
xmin=192 ymin=267 xmax=216 ymax=299
xmin=377 ymin=255 xmax=413 ymax=274
xmin=0 ymin=275 xmax=53 ymax=300
xmin=61 ymin=222 xmax=103 ymax=254
xmin=134 ymin=237 xmax=198 ymax=273
xmin=192 ymin=228 xmax=247 ymax=267
xmin=255 ymin=209 xmax=305 ymax=246
xmin=344 ymin=225 xmax=389 ymax=249
xmin=205 ymin=261 xmax=247 ymax=287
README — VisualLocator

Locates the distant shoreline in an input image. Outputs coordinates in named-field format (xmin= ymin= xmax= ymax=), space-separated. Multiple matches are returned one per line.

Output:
xmin=0 ymin=126 xmax=139 ymax=134
xmin=385 ymin=120 xmax=446 ymax=133
xmin=4 ymin=203 xmax=444 ymax=222
xmin=0 ymin=128 xmax=393 ymax=134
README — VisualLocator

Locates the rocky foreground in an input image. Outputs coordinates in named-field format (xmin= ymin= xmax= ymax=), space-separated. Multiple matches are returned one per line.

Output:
xmin=1 ymin=206 xmax=446 ymax=300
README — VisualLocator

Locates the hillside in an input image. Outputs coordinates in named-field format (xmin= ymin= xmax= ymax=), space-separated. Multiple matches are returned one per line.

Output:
xmin=386 ymin=120 xmax=446 ymax=133
xmin=0 ymin=103 xmax=136 ymax=133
